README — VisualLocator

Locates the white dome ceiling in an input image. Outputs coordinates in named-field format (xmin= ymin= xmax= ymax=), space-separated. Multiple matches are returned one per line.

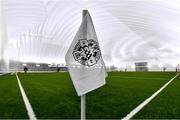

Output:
xmin=3 ymin=0 xmax=180 ymax=68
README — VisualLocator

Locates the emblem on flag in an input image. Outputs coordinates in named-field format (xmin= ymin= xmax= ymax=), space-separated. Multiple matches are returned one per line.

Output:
xmin=72 ymin=39 xmax=101 ymax=66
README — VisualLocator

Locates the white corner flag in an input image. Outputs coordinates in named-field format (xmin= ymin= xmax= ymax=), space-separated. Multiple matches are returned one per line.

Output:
xmin=65 ymin=10 xmax=107 ymax=96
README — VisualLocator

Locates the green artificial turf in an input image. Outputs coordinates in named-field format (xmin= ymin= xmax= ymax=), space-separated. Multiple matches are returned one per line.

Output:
xmin=86 ymin=72 xmax=176 ymax=119
xmin=134 ymin=74 xmax=180 ymax=119
xmin=19 ymin=72 xmax=80 ymax=119
xmin=0 ymin=74 xmax=28 ymax=119
xmin=18 ymin=72 xmax=176 ymax=119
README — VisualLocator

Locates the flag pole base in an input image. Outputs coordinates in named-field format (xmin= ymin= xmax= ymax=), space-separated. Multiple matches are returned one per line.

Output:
xmin=81 ymin=94 xmax=86 ymax=120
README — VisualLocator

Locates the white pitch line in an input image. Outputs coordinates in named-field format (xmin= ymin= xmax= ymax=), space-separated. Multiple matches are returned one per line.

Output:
xmin=122 ymin=73 xmax=179 ymax=120
xmin=110 ymin=76 xmax=168 ymax=80
xmin=16 ymin=72 xmax=37 ymax=120
xmin=0 ymin=73 xmax=10 ymax=76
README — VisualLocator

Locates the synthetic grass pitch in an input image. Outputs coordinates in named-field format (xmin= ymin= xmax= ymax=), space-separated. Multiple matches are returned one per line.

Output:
xmin=0 ymin=74 xmax=28 ymax=119
xmin=17 ymin=72 xmax=176 ymax=119
xmin=134 ymin=74 xmax=180 ymax=119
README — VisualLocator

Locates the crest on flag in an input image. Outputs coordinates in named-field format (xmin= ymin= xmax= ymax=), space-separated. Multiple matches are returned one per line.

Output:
xmin=72 ymin=39 xmax=101 ymax=66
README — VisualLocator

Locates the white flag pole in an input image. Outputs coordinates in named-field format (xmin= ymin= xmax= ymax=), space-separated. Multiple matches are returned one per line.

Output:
xmin=0 ymin=0 xmax=9 ymax=73
xmin=81 ymin=94 xmax=86 ymax=120
xmin=80 ymin=9 xmax=88 ymax=120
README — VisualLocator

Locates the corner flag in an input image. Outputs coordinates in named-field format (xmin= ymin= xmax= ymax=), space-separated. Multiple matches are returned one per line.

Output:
xmin=65 ymin=10 xmax=106 ymax=96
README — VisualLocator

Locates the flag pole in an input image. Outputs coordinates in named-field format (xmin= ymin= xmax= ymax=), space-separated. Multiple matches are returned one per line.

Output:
xmin=0 ymin=0 xmax=9 ymax=73
xmin=81 ymin=94 xmax=86 ymax=120
xmin=80 ymin=9 xmax=88 ymax=120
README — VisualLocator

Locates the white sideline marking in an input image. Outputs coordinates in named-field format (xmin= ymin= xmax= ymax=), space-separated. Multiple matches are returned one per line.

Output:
xmin=16 ymin=73 xmax=37 ymax=120
xmin=110 ymin=76 xmax=168 ymax=80
xmin=122 ymin=74 xmax=179 ymax=120
xmin=0 ymin=73 xmax=10 ymax=76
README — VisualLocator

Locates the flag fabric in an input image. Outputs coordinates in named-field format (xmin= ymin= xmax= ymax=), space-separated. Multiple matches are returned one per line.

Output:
xmin=65 ymin=10 xmax=107 ymax=96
